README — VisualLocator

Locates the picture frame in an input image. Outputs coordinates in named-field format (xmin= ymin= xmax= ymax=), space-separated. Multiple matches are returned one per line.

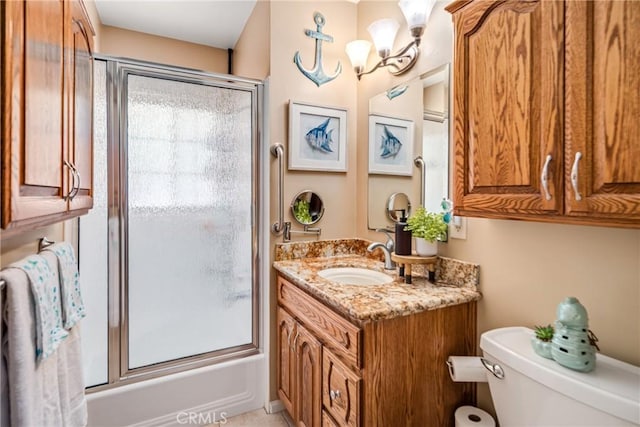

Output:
xmin=368 ymin=114 xmax=414 ymax=176
xmin=289 ymin=101 xmax=347 ymax=172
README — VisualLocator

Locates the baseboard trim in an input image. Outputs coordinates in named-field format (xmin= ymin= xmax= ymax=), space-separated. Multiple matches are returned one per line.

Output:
xmin=267 ymin=400 xmax=284 ymax=414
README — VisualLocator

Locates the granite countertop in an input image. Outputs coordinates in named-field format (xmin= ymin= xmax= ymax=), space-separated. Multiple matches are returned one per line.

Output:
xmin=273 ymin=238 xmax=482 ymax=324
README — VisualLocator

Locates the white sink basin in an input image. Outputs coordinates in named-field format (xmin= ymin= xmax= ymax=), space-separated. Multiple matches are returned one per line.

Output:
xmin=318 ymin=267 xmax=393 ymax=285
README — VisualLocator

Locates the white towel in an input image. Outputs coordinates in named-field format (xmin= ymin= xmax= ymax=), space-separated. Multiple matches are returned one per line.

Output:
xmin=1 ymin=254 xmax=87 ymax=427
xmin=9 ymin=255 xmax=68 ymax=361
xmin=42 ymin=242 xmax=86 ymax=329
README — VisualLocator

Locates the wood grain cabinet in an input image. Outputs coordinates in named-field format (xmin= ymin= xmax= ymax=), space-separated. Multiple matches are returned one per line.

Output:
xmin=447 ymin=0 xmax=640 ymax=228
xmin=277 ymin=276 xmax=475 ymax=427
xmin=1 ymin=0 xmax=95 ymax=233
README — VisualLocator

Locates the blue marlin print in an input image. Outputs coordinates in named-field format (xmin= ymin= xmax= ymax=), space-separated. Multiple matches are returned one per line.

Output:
xmin=305 ymin=118 xmax=334 ymax=153
xmin=380 ymin=125 xmax=402 ymax=158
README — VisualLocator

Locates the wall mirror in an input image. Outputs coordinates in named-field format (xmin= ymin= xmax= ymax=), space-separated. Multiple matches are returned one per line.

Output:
xmin=367 ymin=63 xmax=450 ymax=231
xmin=291 ymin=190 xmax=324 ymax=225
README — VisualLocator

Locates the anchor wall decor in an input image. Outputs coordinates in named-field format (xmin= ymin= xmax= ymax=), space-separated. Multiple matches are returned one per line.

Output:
xmin=294 ymin=12 xmax=342 ymax=87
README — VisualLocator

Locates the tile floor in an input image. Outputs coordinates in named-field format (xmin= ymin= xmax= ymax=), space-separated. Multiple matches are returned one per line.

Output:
xmin=205 ymin=408 xmax=294 ymax=427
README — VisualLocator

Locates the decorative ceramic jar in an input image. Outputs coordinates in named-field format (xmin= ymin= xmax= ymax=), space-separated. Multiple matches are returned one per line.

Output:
xmin=551 ymin=297 xmax=597 ymax=372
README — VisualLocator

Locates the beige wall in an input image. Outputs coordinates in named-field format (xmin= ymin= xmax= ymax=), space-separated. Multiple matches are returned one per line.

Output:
xmin=234 ymin=0 xmax=270 ymax=80
xmin=99 ymin=25 xmax=228 ymax=73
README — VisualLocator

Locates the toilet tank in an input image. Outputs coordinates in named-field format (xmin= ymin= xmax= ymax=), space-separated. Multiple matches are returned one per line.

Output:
xmin=480 ymin=327 xmax=640 ymax=426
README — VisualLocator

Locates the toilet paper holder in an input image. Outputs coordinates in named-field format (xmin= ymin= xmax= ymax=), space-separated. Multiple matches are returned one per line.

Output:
xmin=446 ymin=357 xmax=505 ymax=380
xmin=480 ymin=358 xmax=504 ymax=379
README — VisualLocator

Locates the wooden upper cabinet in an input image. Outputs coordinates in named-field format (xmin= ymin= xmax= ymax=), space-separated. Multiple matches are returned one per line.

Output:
xmin=447 ymin=0 xmax=640 ymax=228
xmin=67 ymin=0 xmax=95 ymax=212
xmin=450 ymin=0 xmax=564 ymax=217
xmin=1 ymin=0 xmax=94 ymax=232
xmin=564 ymin=0 xmax=640 ymax=222
xmin=2 ymin=0 xmax=68 ymax=227
xmin=448 ymin=0 xmax=640 ymax=227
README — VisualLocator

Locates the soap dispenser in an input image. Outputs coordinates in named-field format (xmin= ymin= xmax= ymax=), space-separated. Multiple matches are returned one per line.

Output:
xmin=395 ymin=209 xmax=411 ymax=255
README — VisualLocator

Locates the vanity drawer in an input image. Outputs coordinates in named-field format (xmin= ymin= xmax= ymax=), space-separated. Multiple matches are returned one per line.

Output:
xmin=323 ymin=349 xmax=361 ymax=427
xmin=278 ymin=277 xmax=361 ymax=369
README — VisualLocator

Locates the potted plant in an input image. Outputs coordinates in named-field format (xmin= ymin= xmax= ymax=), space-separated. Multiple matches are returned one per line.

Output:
xmin=531 ymin=324 xmax=554 ymax=359
xmin=405 ymin=208 xmax=448 ymax=256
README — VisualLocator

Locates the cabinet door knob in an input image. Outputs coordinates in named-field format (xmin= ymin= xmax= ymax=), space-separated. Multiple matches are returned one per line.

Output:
xmin=540 ymin=154 xmax=553 ymax=201
xmin=570 ymin=152 xmax=583 ymax=201
xmin=329 ymin=389 xmax=341 ymax=400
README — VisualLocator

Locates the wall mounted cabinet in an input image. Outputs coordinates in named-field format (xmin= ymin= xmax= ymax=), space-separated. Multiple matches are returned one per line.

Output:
xmin=277 ymin=276 xmax=475 ymax=427
xmin=447 ymin=0 xmax=640 ymax=228
xmin=1 ymin=0 xmax=94 ymax=234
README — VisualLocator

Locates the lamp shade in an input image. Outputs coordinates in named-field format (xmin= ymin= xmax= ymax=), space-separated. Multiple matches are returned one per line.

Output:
xmin=367 ymin=18 xmax=399 ymax=57
xmin=346 ymin=40 xmax=372 ymax=70
xmin=398 ymin=0 xmax=436 ymax=31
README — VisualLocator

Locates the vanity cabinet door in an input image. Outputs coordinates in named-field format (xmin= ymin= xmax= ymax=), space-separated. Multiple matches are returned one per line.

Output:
xmin=295 ymin=323 xmax=323 ymax=427
xmin=277 ymin=307 xmax=297 ymax=419
xmin=322 ymin=350 xmax=360 ymax=427
xmin=564 ymin=0 xmax=640 ymax=223
xmin=450 ymin=0 xmax=564 ymax=218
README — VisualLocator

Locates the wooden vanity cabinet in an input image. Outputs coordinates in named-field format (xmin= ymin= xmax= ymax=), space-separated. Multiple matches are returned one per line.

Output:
xmin=277 ymin=276 xmax=475 ymax=427
xmin=1 ymin=0 xmax=94 ymax=233
xmin=447 ymin=0 xmax=640 ymax=228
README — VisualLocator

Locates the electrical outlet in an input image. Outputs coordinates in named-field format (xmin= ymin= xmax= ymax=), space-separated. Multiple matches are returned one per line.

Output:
xmin=449 ymin=216 xmax=467 ymax=240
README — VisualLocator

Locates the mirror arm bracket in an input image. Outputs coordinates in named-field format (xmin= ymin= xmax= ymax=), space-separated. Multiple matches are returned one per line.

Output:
xmin=283 ymin=222 xmax=322 ymax=243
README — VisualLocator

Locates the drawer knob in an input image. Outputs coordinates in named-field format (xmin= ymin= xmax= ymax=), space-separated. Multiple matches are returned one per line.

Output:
xmin=329 ymin=389 xmax=341 ymax=401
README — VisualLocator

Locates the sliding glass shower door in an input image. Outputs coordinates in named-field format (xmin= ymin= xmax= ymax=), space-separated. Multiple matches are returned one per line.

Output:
xmin=80 ymin=59 xmax=261 ymax=387
xmin=125 ymin=70 xmax=256 ymax=369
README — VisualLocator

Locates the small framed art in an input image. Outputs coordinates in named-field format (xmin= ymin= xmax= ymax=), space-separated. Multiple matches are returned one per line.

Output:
xmin=289 ymin=101 xmax=347 ymax=172
xmin=368 ymin=114 xmax=414 ymax=176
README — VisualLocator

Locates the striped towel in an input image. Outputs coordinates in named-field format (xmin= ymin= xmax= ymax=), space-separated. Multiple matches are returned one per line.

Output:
xmin=9 ymin=255 xmax=69 ymax=361
xmin=42 ymin=242 xmax=86 ymax=330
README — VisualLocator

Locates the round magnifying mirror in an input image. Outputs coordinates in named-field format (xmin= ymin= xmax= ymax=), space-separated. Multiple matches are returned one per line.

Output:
xmin=291 ymin=191 xmax=325 ymax=225
xmin=386 ymin=192 xmax=411 ymax=222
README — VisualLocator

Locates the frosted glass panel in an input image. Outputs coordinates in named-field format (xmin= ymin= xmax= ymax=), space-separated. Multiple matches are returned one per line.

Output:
xmin=126 ymin=74 xmax=254 ymax=369
xmin=79 ymin=60 xmax=108 ymax=386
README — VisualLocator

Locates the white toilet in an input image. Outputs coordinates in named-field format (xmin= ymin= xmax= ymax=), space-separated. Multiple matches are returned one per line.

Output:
xmin=480 ymin=327 xmax=640 ymax=426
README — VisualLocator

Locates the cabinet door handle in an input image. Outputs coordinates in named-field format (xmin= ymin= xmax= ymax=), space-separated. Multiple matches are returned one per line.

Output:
xmin=540 ymin=154 xmax=553 ymax=201
xmin=570 ymin=152 xmax=583 ymax=201
xmin=329 ymin=389 xmax=341 ymax=401
xmin=69 ymin=162 xmax=80 ymax=200
xmin=64 ymin=161 xmax=78 ymax=201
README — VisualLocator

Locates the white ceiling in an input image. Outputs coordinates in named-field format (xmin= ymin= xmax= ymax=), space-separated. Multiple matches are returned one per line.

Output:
xmin=94 ymin=0 xmax=258 ymax=49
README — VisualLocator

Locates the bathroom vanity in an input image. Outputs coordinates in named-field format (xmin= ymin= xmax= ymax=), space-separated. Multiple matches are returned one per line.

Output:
xmin=273 ymin=239 xmax=481 ymax=427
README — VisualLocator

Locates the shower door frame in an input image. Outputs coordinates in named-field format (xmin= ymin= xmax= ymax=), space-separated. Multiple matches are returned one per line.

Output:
xmin=94 ymin=56 xmax=264 ymax=390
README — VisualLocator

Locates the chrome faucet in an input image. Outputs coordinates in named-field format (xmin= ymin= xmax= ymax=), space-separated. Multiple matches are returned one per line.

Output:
xmin=368 ymin=228 xmax=396 ymax=270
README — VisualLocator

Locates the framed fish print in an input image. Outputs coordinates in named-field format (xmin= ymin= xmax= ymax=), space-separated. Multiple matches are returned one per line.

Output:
xmin=288 ymin=101 xmax=347 ymax=172
xmin=368 ymin=115 xmax=414 ymax=176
